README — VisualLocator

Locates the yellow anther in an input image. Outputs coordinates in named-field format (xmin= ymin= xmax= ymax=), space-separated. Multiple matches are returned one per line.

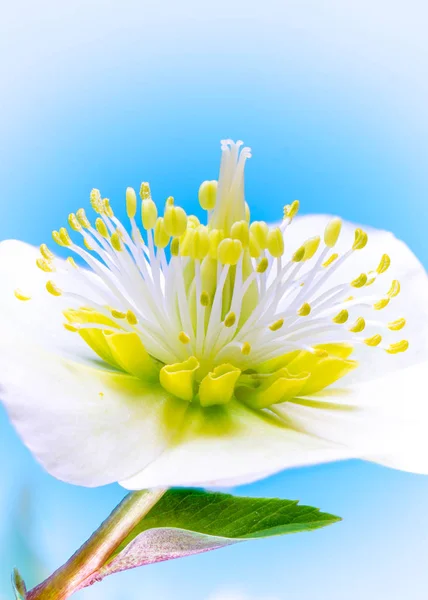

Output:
xmin=200 ymin=291 xmax=210 ymax=307
xmin=179 ymin=228 xmax=195 ymax=257
xmin=67 ymin=256 xmax=77 ymax=268
xmin=298 ymin=302 xmax=311 ymax=317
xmin=231 ymin=220 xmax=250 ymax=247
xmin=188 ymin=215 xmax=201 ymax=228
xmin=364 ymin=334 xmax=382 ymax=347
xmin=333 ymin=309 xmax=349 ymax=324
xmin=141 ymin=199 xmax=158 ymax=230
xmin=250 ymin=221 xmax=269 ymax=249
xmin=324 ymin=218 xmax=342 ymax=247
xmin=126 ymin=187 xmax=137 ymax=219
xmin=126 ymin=310 xmax=138 ymax=325
xmin=111 ymin=309 xmax=126 ymax=319
xmin=374 ymin=298 xmax=390 ymax=310
xmin=83 ymin=238 xmax=93 ymax=251
xmin=14 ymin=289 xmax=31 ymax=301
xmin=103 ymin=198 xmax=114 ymax=218
xmin=139 ymin=182 xmax=151 ymax=201
xmin=386 ymin=340 xmax=409 ymax=354
xmin=198 ymin=180 xmax=217 ymax=210
xmin=351 ymin=273 xmax=368 ymax=288
xmin=164 ymin=205 xmax=188 ymax=237
xmin=192 ymin=226 xmax=210 ymax=259
xmin=63 ymin=323 xmax=78 ymax=332
xmin=388 ymin=318 xmax=406 ymax=331
xmin=95 ymin=217 xmax=109 ymax=238
xmin=59 ymin=227 xmax=72 ymax=247
xmin=241 ymin=342 xmax=251 ymax=355
xmin=267 ymin=227 xmax=284 ymax=258
xmin=68 ymin=213 xmax=82 ymax=232
xmin=377 ymin=254 xmax=391 ymax=274
xmin=178 ymin=331 xmax=191 ymax=344
xmin=257 ymin=257 xmax=269 ymax=273
xmin=302 ymin=236 xmax=321 ymax=261
xmin=269 ymin=318 xmax=284 ymax=332
xmin=387 ymin=280 xmax=400 ymax=298
xmin=218 ymin=238 xmax=243 ymax=265
xmin=249 ymin=233 xmax=262 ymax=258
xmin=154 ymin=217 xmax=170 ymax=249
xmin=165 ymin=196 xmax=175 ymax=207
xmin=76 ymin=208 xmax=91 ymax=229
xmin=322 ymin=253 xmax=339 ymax=268
xmin=224 ymin=312 xmax=236 ymax=327
xmin=345 ymin=295 xmax=354 ymax=302
xmin=245 ymin=202 xmax=250 ymax=222
xmin=170 ymin=237 xmax=180 ymax=256
xmin=283 ymin=200 xmax=300 ymax=220
xmin=292 ymin=246 xmax=305 ymax=262
xmin=90 ymin=189 xmax=103 ymax=213
xmin=353 ymin=228 xmax=368 ymax=250
xmin=46 ymin=280 xmax=62 ymax=296
xmin=111 ymin=231 xmax=123 ymax=252
xmin=40 ymin=244 xmax=54 ymax=260
xmin=208 ymin=229 xmax=224 ymax=258
xmin=349 ymin=317 xmax=366 ymax=333
xmin=36 ymin=258 xmax=54 ymax=273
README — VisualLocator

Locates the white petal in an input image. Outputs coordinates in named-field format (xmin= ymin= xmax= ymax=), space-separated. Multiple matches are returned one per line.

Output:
xmin=120 ymin=399 xmax=352 ymax=489
xmin=282 ymin=360 xmax=428 ymax=474
xmin=0 ymin=339 xmax=188 ymax=486
xmin=275 ymin=215 xmax=428 ymax=379
xmin=0 ymin=240 xmax=103 ymax=361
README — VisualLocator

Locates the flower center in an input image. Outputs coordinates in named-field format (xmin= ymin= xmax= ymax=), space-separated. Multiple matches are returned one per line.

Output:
xmin=16 ymin=140 xmax=409 ymax=408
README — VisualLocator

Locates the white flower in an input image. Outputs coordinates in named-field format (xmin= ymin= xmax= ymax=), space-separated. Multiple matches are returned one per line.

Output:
xmin=1 ymin=140 xmax=427 ymax=489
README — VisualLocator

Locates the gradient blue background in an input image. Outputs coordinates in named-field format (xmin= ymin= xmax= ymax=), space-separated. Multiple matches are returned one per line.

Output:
xmin=1 ymin=2 xmax=428 ymax=598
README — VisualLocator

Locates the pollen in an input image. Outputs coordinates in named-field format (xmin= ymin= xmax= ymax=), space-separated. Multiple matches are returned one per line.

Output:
xmin=46 ymin=281 xmax=62 ymax=296
xmin=126 ymin=310 xmax=138 ymax=325
xmin=14 ymin=289 xmax=31 ymax=301
xmin=322 ymin=253 xmax=338 ymax=268
xmin=298 ymin=302 xmax=311 ymax=316
xmin=386 ymin=340 xmax=409 ymax=354
xmin=364 ymin=334 xmax=382 ymax=347
xmin=349 ymin=317 xmax=366 ymax=333
xmin=224 ymin=312 xmax=236 ymax=327
xmin=333 ymin=309 xmax=349 ymax=324
xmin=269 ymin=319 xmax=284 ymax=331
xmin=200 ymin=291 xmax=210 ymax=307
xmin=241 ymin=342 xmax=251 ymax=355
xmin=351 ymin=273 xmax=367 ymax=288
xmin=388 ymin=318 xmax=406 ymax=331
xmin=179 ymin=331 xmax=191 ymax=344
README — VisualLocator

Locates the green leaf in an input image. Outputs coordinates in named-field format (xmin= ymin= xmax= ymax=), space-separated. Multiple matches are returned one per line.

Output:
xmin=11 ymin=569 xmax=27 ymax=600
xmin=87 ymin=489 xmax=340 ymax=585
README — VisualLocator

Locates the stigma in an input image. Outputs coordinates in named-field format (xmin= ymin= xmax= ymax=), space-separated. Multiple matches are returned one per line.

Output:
xmin=17 ymin=140 xmax=409 ymax=408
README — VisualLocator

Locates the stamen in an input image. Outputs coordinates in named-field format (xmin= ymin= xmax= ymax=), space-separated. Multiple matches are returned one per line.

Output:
xmin=388 ymin=318 xmax=406 ymax=331
xmin=241 ymin=342 xmax=251 ymax=355
xmin=126 ymin=310 xmax=138 ymax=325
xmin=40 ymin=244 xmax=54 ymax=260
xmin=298 ymin=302 xmax=311 ymax=316
xmin=386 ymin=340 xmax=409 ymax=354
xmin=351 ymin=273 xmax=367 ymax=288
xmin=200 ymin=291 xmax=210 ymax=307
xmin=46 ymin=281 xmax=62 ymax=296
xmin=224 ymin=312 xmax=236 ymax=327
xmin=364 ymin=334 xmax=382 ymax=347
xmin=179 ymin=331 xmax=191 ymax=344
xmin=14 ymin=289 xmax=31 ymax=301
xmin=349 ymin=317 xmax=366 ymax=332
xmin=333 ymin=310 xmax=349 ymax=324
xmin=36 ymin=258 xmax=55 ymax=273
xmin=269 ymin=319 xmax=284 ymax=332
xmin=322 ymin=253 xmax=338 ymax=268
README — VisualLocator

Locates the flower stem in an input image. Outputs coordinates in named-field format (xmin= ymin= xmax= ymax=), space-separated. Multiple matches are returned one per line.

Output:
xmin=27 ymin=488 xmax=166 ymax=600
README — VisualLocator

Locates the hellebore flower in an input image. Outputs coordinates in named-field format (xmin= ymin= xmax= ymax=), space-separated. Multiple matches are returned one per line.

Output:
xmin=1 ymin=140 xmax=427 ymax=489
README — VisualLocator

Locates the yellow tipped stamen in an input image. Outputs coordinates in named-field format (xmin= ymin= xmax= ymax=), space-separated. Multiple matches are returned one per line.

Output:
xmin=36 ymin=258 xmax=54 ymax=273
xmin=200 ymin=291 xmax=210 ymax=307
xmin=208 ymin=229 xmax=224 ymax=259
xmin=191 ymin=227 xmax=210 ymax=260
xmin=250 ymin=221 xmax=269 ymax=249
xmin=267 ymin=227 xmax=284 ymax=257
xmin=224 ymin=312 xmax=236 ymax=328
xmin=90 ymin=189 xmax=103 ymax=214
xmin=126 ymin=310 xmax=138 ymax=325
xmin=241 ymin=342 xmax=251 ymax=355
xmin=154 ymin=218 xmax=171 ymax=249
xmin=322 ymin=253 xmax=339 ymax=268
xmin=164 ymin=205 xmax=188 ymax=237
xmin=68 ymin=213 xmax=82 ymax=232
xmin=141 ymin=199 xmax=158 ymax=230
xmin=269 ymin=318 xmax=284 ymax=332
xmin=188 ymin=215 xmax=200 ymax=228
xmin=374 ymin=298 xmax=390 ymax=310
xmin=298 ymin=302 xmax=311 ymax=317
xmin=126 ymin=187 xmax=137 ymax=219
xmin=166 ymin=196 xmax=175 ymax=207
xmin=14 ymin=289 xmax=31 ymax=301
xmin=377 ymin=254 xmax=391 ymax=274
xmin=302 ymin=236 xmax=321 ymax=261
xmin=170 ymin=237 xmax=180 ymax=256
xmin=349 ymin=317 xmax=366 ymax=333
xmin=95 ymin=218 xmax=109 ymax=238
xmin=52 ymin=230 xmax=64 ymax=247
xmin=83 ymin=238 xmax=94 ymax=251
xmin=103 ymin=199 xmax=114 ymax=218
xmin=386 ymin=340 xmax=409 ymax=354
xmin=218 ymin=238 xmax=243 ymax=265
xmin=59 ymin=227 xmax=72 ymax=247
xmin=283 ymin=200 xmax=299 ymax=220
xmin=292 ymin=246 xmax=305 ymax=262
xmin=111 ymin=309 xmax=126 ymax=319
xmin=388 ymin=280 xmax=400 ymax=298
xmin=388 ymin=318 xmax=406 ymax=331
xmin=40 ymin=244 xmax=54 ymax=260
xmin=231 ymin=220 xmax=250 ymax=247
xmin=324 ymin=218 xmax=342 ymax=248
xmin=46 ymin=281 xmax=62 ymax=296
xmin=198 ymin=180 xmax=217 ymax=210
xmin=344 ymin=296 xmax=354 ymax=302
xmin=365 ymin=275 xmax=376 ymax=286
xmin=353 ymin=228 xmax=368 ymax=250
xmin=364 ymin=334 xmax=382 ymax=347
xmin=249 ymin=233 xmax=262 ymax=258
xmin=139 ymin=182 xmax=151 ymax=201
xmin=178 ymin=331 xmax=191 ymax=344
xmin=76 ymin=208 xmax=91 ymax=229
xmin=66 ymin=256 xmax=77 ymax=268
xmin=257 ymin=257 xmax=269 ymax=273
xmin=351 ymin=273 xmax=368 ymax=288
xmin=110 ymin=231 xmax=123 ymax=252
xmin=333 ymin=309 xmax=349 ymax=324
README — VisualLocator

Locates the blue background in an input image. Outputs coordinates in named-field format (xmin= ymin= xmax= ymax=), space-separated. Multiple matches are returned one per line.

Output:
xmin=1 ymin=2 xmax=428 ymax=598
